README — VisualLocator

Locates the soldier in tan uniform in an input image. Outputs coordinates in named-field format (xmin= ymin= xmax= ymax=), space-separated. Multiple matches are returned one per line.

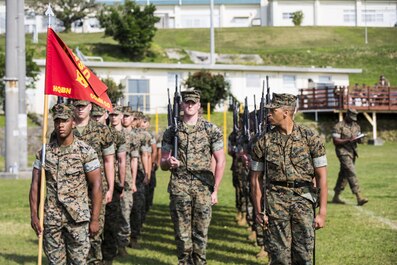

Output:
xmin=72 ymin=100 xmax=115 ymax=264
xmin=160 ymin=90 xmax=226 ymax=265
xmin=332 ymin=109 xmax=368 ymax=206
xmin=29 ymin=103 xmax=102 ymax=265
xmin=250 ymin=93 xmax=328 ymax=265
xmin=102 ymin=105 xmax=127 ymax=264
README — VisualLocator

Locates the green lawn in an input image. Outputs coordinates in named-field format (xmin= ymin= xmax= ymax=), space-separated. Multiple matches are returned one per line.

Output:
xmin=0 ymin=141 xmax=396 ymax=264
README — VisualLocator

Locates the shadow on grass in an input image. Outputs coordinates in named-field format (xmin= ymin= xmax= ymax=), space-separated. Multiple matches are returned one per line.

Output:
xmin=130 ymin=202 xmax=262 ymax=264
xmin=0 ymin=253 xmax=45 ymax=265
xmin=91 ymin=43 xmax=129 ymax=61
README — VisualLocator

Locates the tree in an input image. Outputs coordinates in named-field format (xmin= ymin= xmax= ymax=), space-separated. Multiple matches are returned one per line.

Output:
xmin=26 ymin=0 xmax=98 ymax=32
xmin=184 ymin=71 xmax=231 ymax=113
xmin=98 ymin=0 xmax=160 ymax=61
xmin=101 ymin=78 xmax=124 ymax=104
xmin=292 ymin=11 xmax=304 ymax=26
xmin=0 ymin=48 xmax=40 ymax=111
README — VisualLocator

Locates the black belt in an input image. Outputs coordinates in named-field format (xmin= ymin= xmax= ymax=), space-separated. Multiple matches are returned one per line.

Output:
xmin=270 ymin=180 xmax=312 ymax=188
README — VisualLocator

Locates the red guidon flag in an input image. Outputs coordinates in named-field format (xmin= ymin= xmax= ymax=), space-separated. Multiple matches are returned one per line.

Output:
xmin=44 ymin=27 xmax=112 ymax=112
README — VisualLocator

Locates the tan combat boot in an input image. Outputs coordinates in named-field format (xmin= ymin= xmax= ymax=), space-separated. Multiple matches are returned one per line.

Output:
xmin=356 ymin=193 xmax=369 ymax=206
xmin=256 ymin=246 xmax=268 ymax=259
xmin=247 ymin=230 xmax=257 ymax=242
xmin=118 ymin=246 xmax=128 ymax=257
xmin=237 ymin=212 xmax=247 ymax=226
xmin=332 ymin=192 xmax=345 ymax=204
xmin=235 ymin=211 xmax=242 ymax=222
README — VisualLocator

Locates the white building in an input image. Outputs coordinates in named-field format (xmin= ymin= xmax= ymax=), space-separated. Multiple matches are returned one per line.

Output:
xmin=0 ymin=0 xmax=395 ymax=34
xmin=130 ymin=0 xmax=397 ymax=28
xmin=29 ymin=59 xmax=361 ymax=114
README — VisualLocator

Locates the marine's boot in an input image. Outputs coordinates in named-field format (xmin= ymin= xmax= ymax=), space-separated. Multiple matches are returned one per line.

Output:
xmin=118 ymin=246 xmax=128 ymax=257
xmin=356 ymin=193 xmax=369 ymax=206
xmin=237 ymin=212 xmax=247 ymax=226
xmin=332 ymin=192 xmax=345 ymax=204
xmin=256 ymin=246 xmax=268 ymax=259
xmin=235 ymin=211 xmax=242 ymax=222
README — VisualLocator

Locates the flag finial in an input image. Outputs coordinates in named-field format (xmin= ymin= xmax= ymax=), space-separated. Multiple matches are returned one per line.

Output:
xmin=45 ymin=4 xmax=54 ymax=17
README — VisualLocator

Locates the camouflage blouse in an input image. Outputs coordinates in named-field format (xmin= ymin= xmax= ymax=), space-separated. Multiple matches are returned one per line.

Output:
xmin=33 ymin=138 xmax=100 ymax=225
xmin=251 ymin=124 xmax=327 ymax=183
xmin=162 ymin=117 xmax=224 ymax=189
xmin=332 ymin=120 xmax=362 ymax=158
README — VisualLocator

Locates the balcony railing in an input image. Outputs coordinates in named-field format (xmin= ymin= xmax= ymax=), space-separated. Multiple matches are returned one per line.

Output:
xmin=298 ymin=85 xmax=397 ymax=111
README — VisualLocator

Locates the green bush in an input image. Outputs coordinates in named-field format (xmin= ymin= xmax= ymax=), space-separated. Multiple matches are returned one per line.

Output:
xmin=292 ymin=11 xmax=304 ymax=26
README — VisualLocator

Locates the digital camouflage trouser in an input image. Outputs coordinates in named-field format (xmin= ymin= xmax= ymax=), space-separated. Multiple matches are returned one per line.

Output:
xmin=334 ymin=155 xmax=361 ymax=194
xmin=118 ymin=188 xmax=133 ymax=247
xmin=265 ymin=187 xmax=315 ymax=265
xmin=44 ymin=211 xmax=90 ymax=265
xmin=130 ymin=172 xmax=146 ymax=240
xmin=169 ymin=179 xmax=212 ymax=265
xmin=102 ymin=189 xmax=122 ymax=261
xmin=87 ymin=195 xmax=106 ymax=264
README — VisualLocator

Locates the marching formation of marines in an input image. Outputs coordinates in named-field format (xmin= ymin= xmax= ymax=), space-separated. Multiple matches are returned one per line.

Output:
xmin=30 ymin=85 xmax=373 ymax=265
xmin=30 ymin=100 xmax=161 ymax=265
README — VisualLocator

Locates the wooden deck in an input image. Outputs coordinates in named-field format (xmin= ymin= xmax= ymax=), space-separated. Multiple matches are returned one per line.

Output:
xmin=298 ymin=86 xmax=397 ymax=112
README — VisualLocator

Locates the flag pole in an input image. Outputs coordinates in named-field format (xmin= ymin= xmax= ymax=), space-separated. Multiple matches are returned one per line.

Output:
xmin=37 ymin=4 xmax=54 ymax=265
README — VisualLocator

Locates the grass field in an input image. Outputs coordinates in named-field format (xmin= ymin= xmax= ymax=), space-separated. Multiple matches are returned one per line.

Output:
xmin=0 ymin=140 xmax=396 ymax=265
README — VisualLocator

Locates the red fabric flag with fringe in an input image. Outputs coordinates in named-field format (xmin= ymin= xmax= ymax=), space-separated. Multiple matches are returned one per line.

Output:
xmin=44 ymin=28 xmax=112 ymax=111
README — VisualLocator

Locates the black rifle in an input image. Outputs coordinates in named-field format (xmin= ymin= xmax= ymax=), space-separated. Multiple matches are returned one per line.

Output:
xmin=253 ymin=95 xmax=259 ymax=135
xmin=262 ymin=76 xmax=271 ymax=225
xmin=232 ymin=99 xmax=239 ymax=134
xmin=172 ymin=75 xmax=181 ymax=159
xmin=57 ymin=97 xmax=64 ymax=104
xmin=258 ymin=81 xmax=265 ymax=134
xmin=167 ymin=88 xmax=173 ymax=127
xmin=243 ymin=97 xmax=250 ymax=142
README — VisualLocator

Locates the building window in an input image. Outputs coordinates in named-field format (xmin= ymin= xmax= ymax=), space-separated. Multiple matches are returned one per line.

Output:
xmin=343 ymin=9 xmax=355 ymax=23
xmin=126 ymin=79 xmax=150 ymax=112
xmin=282 ymin=75 xmax=296 ymax=89
xmin=246 ymin=74 xmax=261 ymax=88
xmin=362 ymin=10 xmax=384 ymax=23
xmin=167 ymin=72 xmax=182 ymax=90
xmin=319 ymin=76 xmax=332 ymax=83
xmin=282 ymin=12 xmax=293 ymax=20
xmin=232 ymin=17 xmax=249 ymax=25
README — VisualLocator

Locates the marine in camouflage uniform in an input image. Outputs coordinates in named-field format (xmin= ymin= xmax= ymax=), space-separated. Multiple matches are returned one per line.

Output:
xmin=142 ymin=115 xmax=158 ymax=214
xmin=102 ymin=106 xmax=127 ymax=263
xmin=29 ymin=104 xmax=102 ymax=265
xmin=130 ymin=111 xmax=152 ymax=247
xmin=72 ymin=100 xmax=115 ymax=264
xmin=117 ymin=106 xmax=138 ymax=253
xmin=227 ymin=122 xmax=244 ymax=223
xmin=250 ymin=93 xmax=328 ymax=265
xmin=160 ymin=90 xmax=226 ymax=265
xmin=331 ymin=109 xmax=368 ymax=206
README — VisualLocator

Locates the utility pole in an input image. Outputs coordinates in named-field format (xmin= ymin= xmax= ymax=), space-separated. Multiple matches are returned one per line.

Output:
xmin=210 ymin=0 xmax=215 ymax=65
xmin=18 ymin=0 xmax=27 ymax=170
xmin=5 ymin=0 xmax=20 ymax=173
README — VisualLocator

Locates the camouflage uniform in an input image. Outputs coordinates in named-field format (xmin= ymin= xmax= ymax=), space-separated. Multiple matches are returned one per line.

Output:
xmin=33 ymin=138 xmax=100 ymax=265
xmin=73 ymin=118 xmax=114 ymax=264
xmin=162 ymin=117 xmax=224 ymax=265
xmin=332 ymin=117 xmax=363 ymax=195
xmin=102 ymin=125 xmax=127 ymax=260
xmin=251 ymin=123 xmax=327 ymax=265
xmin=118 ymin=122 xmax=135 ymax=248
xmin=130 ymin=127 xmax=151 ymax=242
xmin=228 ymin=130 xmax=243 ymax=214
xmin=146 ymin=131 xmax=161 ymax=212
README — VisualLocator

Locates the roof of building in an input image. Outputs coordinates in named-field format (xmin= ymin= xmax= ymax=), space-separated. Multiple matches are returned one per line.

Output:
xmin=34 ymin=59 xmax=362 ymax=74
xmin=96 ymin=0 xmax=261 ymax=5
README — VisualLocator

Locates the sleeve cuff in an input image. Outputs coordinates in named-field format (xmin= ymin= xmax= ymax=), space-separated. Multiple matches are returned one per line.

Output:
xmin=313 ymin=155 xmax=327 ymax=168
xmin=251 ymin=161 xmax=264 ymax=171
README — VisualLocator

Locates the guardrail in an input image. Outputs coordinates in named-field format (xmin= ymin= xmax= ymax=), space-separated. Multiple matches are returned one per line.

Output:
xmin=298 ymin=86 xmax=397 ymax=111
